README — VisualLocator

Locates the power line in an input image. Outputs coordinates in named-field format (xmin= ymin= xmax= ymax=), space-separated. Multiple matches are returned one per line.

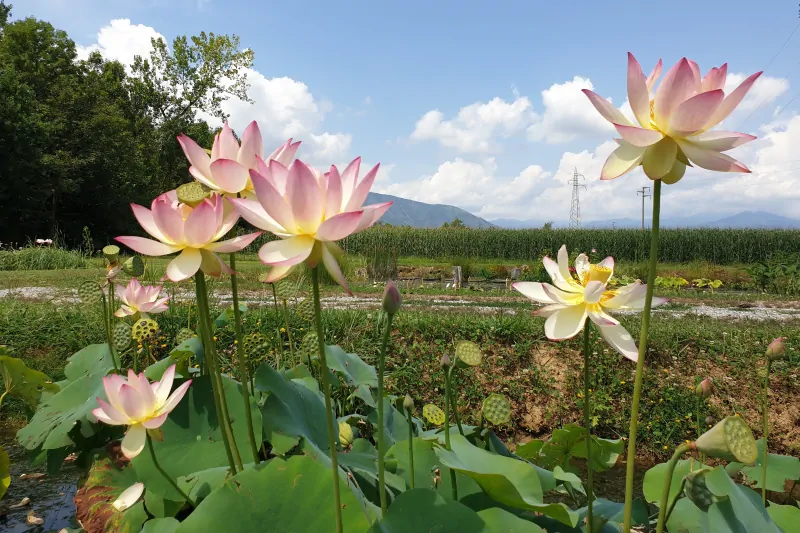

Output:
xmin=568 ymin=168 xmax=586 ymax=229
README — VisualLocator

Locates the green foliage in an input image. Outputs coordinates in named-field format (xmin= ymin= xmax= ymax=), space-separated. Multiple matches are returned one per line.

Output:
xmin=174 ymin=455 xmax=371 ymax=532
xmin=654 ymin=276 xmax=689 ymax=289
xmin=0 ymin=348 xmax=59 ymax=409
xmin=450 ymin=257 xmax=474 ymax=281
xmin=0 ymin=445 xmax=9 ymax=500
xmin=746 ymin=252 xmax=800 ymax=295
xmin=338 ymin=227 xmax=800 ymax=264
xmin=517 ymin=423 xmax=623 ymax=474
xmin=365 ymin=243 xmax=398 ymax=280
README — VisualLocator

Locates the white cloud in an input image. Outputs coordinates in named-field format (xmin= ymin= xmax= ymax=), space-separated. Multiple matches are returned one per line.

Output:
xmin=410 ymin=97 xmax=534 ymax=153
xmin=78 ymin=19 xmax=356 ymax=165
xmin=724 ymin=73 xmax=788 ymax=115
xmin=527 ymin=76 xmax=615 ymax=144
xmin=76 ymin=19 xmax=164 ymax=66
xmin=380 ymin=158 xmax=549 ymax=217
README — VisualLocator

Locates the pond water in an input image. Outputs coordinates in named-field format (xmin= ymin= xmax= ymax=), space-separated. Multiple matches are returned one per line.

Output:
xmin=1 ymin=437 xmax=80 ymax=533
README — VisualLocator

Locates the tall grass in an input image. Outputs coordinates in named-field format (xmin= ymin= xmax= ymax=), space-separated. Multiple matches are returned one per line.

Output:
xmin=0 ymin=245 xmax=89 ymax=271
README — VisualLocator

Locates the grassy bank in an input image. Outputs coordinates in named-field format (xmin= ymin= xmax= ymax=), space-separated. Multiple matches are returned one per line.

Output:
xmin=1 ymin=295 xmax=797 ymax=459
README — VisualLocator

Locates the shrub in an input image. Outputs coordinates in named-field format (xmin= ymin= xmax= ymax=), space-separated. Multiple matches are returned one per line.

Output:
xmin=0 ymin=245 xmax=89 ymax=271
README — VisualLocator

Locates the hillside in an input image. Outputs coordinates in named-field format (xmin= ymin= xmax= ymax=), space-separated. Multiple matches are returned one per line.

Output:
xmin=491 ymin=210 xmax=800 ymax=229
xmin=367 ymin=192 xmax=493 ymax=228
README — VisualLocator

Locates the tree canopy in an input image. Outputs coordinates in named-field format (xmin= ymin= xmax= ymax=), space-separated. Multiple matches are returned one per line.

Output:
xmin=0 ymin=2 xmax=252 ymax=246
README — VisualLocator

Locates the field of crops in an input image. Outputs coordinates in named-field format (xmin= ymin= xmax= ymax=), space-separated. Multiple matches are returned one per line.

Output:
xmin=309 ymin=227 xmax=800 ymax=264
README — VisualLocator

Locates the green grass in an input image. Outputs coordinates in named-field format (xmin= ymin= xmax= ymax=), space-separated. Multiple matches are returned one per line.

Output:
xmin=2 ymin=293 xmax=797 ymax=458
xmin=0 ymin=246 xmax=90 ymax=271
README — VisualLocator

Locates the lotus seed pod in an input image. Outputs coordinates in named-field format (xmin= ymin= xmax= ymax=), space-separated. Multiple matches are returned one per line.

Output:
xmin=338 ymin=422 xmax=354 ymax=448
xmin=695 ymin=415 xmax=757 ymax=464
xmin=122 ymin=256 xmax=145 ymax=277
xmin=243 ymin=332 xmax=269 ymax=357
xmin=296 ymin=299 xmax=314 ymax=321
xmin=299 ymin=332 xmax=319 ymax=364
xmin=455 ymin=340 xmax=482 ymax=367
xmin=440 ymin=354 xmax=451 ymax=369
xmin=275 ymin=279 xmax=295 ymax=300
xmin=113 ymin=322 xmax=132 ymax=351
xmin=694 ymin=378 xmax=713 ymax=399
xmin=683 ymin=468 xmax=718 ymax=511
xmin=102 ymin=245 xmax=120 ymax=264
xmin=422 ymin=404 xmax=446 ymax=426
xmin=403 ymin=393 xmax=415 ymax=412
xmin=175 ymin=328 xmax=196 ymax=345
xmin=382 ymin=280 xmax=402 ymax=314
xmin=132 ymin=318 xmax=159 ymax=343
xmin=482 ymin=393 xmax=511 ymax=425
xmin=78 ymin=280 xmax=103 ymax=305
xmin=765 ymin=337 xmax=786 ymax=361
xmin=176 ymin=181 xmax=211 ymax=207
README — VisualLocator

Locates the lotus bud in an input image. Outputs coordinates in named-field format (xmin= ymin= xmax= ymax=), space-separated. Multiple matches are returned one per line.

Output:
xmin=382 ymin=280 xmax=402 ymax=315
xmin=694 ymin=415 xmax=757 ymax=464
xmin=440 ymin=354 xmax=451 ymax=369
xmin=765 ymin=337 xmax=785 ymax=361
xmin=122 ymin=256 xmax=145 ymax=277
xmin=403 ymin=393 xmax=414 ymax=412
xmin=338 ymin=422 xmax=354 ymax=448
xmin=102 ymin=245 xmax=120 ymax=264
xmin=694 ymin=378 xmax=713 ymax=399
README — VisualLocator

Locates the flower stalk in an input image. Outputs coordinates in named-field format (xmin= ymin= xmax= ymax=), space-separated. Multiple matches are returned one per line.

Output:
xmin=229 ymin=252 xmax=260 ymax=464
xmin=147 ymin=434 xmax=196 ymax=508
xmin=762 ymin=357 xmax=771 ymax=505
xmin=623 ymin=179 xmax=661 ymax=532
xmin=377 ymin=311 xmax=394 ymax=515
xmin=442 ymin=355 xmax=458 ymax=501
xmin=282 ymin=298 xmax=296 ymax=368
xmin=583 ymin=322 xmax=594 ymax=533
xmin=194 ymin=272 xmax=241 ymax=473
xmin=404 ymin=394 xmax=415 ymax=490
xmin=311 ymin=266 xmax=344 ymax=533
xmin=655 ymin=442 xmax=692 ymax=533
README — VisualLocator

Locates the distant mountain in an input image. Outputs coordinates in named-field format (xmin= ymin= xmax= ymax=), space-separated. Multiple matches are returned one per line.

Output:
xmin=490 ymin=211 xmax=800 ymax=229
xmin=366 ymin=192 xmax=494 ymax=228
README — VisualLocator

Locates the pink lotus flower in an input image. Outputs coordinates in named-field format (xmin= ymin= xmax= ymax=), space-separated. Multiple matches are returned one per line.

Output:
xmin=583 ymin=53 xmax=762 ymax=183
xmin=114 ymin=278 xmax=169 ymax=318
xmin=513 ymin=245 xmax=668 ymax=361
xmin=116 ymin=191 xmax=261 ymax=282
xmin=229 ymin=157 xmax=392 ymax=293
xmin=177 ymin=122 xmax=301 ymax=196
xmin=92 ymin=365 xmax=191 ymax=459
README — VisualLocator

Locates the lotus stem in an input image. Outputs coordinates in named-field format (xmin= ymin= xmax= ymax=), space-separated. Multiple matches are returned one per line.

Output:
xmin=406 ymin=407 xmax=415 ymax=489
xmin=229 ymin=252 xmax=260 ymax=464
xmin=194 ymin=272 xmax=240 ymax=474
xmin=583 ymin=322 xmax=594 ymax=533
xmin=147 ymin=434 xmax=196 ymax=508
xmin=443 ymin=364 xmax=458 ymax=501
xmin=655 ymin=442 xmax=692 ymax=533
xmin=377 ymin=312 xmax=394 ymax=515
xmin=282 ymin=299 xmax=297 ymax=368
xmin=311 ymin=266 xmax=344 ymax=533
xmin=664 ymin=477 xmax=686 ymax=525
xmin=100 ymin=292 xmax=119 ymax=372
xmin=763 ymin=358 xmax=771 ymax=506
xmin=448 ymin=367 xmax=465 ymax=436
xmin=623 ymin=179 xmax=662 ymax=532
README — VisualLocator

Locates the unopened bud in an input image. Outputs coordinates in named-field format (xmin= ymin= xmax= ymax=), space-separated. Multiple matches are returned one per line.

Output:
xmin=765 ymin=337 xmax=785 ymax=361
xmin=403 ymin=393 xmax=414 ymax=412
xmin=440 ymin=354 xmax=451 ymax=369
xmin=694 ymin=378 xmax=713 ymax=398
xmin=382 ymin=280 xmax=402 ymax=314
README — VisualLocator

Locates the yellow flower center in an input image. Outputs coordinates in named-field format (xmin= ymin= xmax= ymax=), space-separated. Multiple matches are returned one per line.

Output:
xmin=588 ymin=265 xmax=613 ymax=284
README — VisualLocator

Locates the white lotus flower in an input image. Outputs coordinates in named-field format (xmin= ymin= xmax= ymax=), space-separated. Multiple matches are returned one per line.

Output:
xmin=513 ymin=245 xmax=667 ymax=361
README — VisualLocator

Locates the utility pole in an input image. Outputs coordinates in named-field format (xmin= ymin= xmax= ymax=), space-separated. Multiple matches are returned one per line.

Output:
xmin=569 ymin=168 xmax=586 ymax=229
xmin=637 ymin=186 xmax=651 ymax=230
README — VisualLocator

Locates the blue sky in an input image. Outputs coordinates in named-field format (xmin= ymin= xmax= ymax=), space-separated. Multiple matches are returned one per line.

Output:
xmin=11 ymin=0 xmax=800 ymax=222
